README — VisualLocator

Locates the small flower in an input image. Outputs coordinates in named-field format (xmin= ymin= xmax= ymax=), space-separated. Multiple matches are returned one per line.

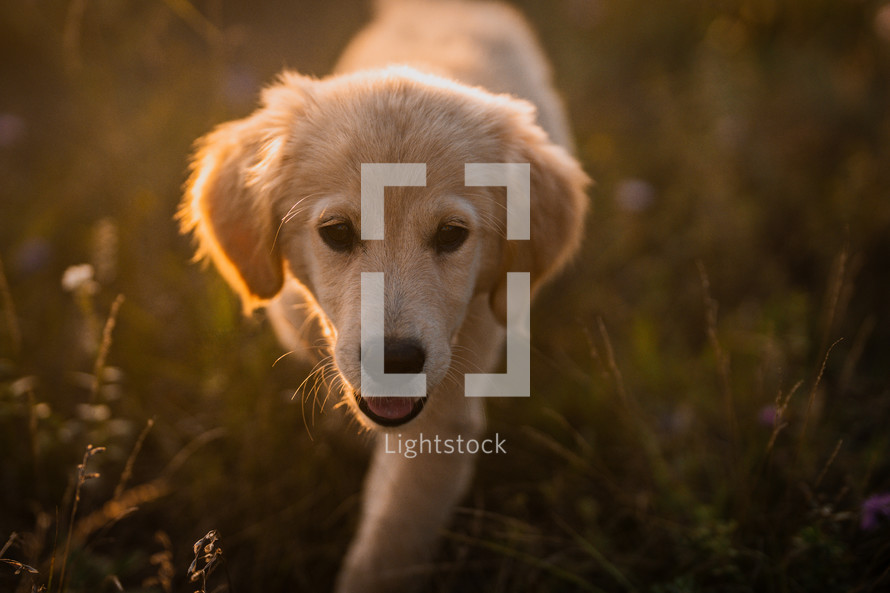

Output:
xmin=0 ymin=113 xmax=26 ymax=148
xmin=76 ymin=403 xmax=112 ymax=423
xmin=615 ymin=178 xmax=656 ymax=213
xmin=758 ymin=404 xmax=778 ymax=427
xmin=61 ymin=263 xmax=98 ymax=294
xmin=861 ymin=492 xmax=890 ymax=531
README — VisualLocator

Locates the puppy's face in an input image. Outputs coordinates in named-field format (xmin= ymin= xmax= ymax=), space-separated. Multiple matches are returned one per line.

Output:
xmin=290 ymin=187 xmax=493 ymax=427
xmin=181 ymin=68 xmax=589 ymax=430
xmin=272 ymin=76 xmax=508 ymax=427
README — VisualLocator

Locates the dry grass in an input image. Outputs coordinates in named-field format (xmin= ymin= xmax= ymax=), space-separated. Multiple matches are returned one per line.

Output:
xmin=2 ymin=0 xmax=890 ymax=591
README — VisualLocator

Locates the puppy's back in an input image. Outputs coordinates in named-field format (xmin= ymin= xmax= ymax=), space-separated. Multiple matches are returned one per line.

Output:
xmin=334 ymin=0 xmax=573 ymax=150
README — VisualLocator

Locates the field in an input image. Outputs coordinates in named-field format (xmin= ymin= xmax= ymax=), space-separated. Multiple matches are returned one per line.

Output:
xmin=2 ymin=0 xmax=890 ymax=591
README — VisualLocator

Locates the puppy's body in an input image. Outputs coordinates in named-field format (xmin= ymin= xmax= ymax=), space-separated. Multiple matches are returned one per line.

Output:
xmin=335 ymin=0 xmax=573 ymax=147
xmin=181 ymin=2 xmax=588 ymax=591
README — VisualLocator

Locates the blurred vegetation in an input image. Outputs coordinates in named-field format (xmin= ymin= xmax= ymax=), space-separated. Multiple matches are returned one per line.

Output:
xmin=2 ymin=0 xmax=890 ymax=591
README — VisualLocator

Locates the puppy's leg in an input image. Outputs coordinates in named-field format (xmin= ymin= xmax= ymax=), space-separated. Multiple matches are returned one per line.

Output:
xmin=335 ymin=297 xmax=503 ymax=593
xmin=335 ymin=399 xmax=484 ymax=593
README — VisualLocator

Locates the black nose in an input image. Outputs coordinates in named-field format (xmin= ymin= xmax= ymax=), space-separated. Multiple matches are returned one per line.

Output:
xmin=384 ymin=339 xmax=426 ymax=374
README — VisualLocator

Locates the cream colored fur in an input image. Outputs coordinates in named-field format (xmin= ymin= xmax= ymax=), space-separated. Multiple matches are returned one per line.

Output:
xmin=180 ymin=1 xmax=589 ymax=591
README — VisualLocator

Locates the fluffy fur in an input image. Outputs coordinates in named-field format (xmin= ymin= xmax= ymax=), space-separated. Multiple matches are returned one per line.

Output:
xmin=180 ymin=1 xmax=589 ymax=591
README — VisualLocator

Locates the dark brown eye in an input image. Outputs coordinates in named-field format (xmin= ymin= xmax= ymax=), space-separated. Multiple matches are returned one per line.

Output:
xmin=435 ymin=224 xmax=469 ymax=254
xmin=319 ymin=222 xmax=355 ymax=252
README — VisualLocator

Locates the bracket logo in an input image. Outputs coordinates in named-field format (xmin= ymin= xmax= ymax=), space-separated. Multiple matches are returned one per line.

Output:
xmin=360 ymin=163 xmax=531 ymax=398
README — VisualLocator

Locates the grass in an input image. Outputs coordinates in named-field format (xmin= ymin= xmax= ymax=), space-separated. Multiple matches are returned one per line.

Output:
xmin=2 ymin=0 xmax=890 ymax=591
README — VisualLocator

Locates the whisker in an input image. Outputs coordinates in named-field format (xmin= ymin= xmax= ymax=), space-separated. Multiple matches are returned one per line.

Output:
xmin=450 ymin=345 xmax=489 ymax=375
xmin=272 ymin=350 xmax=297 ymax=368
xmin=270 ymin=192 xmax=326 ymax=253
xmin=293 ymin=354 xmax=340 ymax=435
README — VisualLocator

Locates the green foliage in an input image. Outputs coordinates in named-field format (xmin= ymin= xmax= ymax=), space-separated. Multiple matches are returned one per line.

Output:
xmin=2 ymin=0 xmax=890 ymax=591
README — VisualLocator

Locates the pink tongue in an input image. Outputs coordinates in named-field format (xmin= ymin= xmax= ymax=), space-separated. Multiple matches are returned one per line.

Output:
xmin=365 ymin=397 xmax=415 ymax=420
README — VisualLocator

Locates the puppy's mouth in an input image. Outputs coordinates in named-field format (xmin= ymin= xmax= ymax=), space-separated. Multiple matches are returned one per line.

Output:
xmin=355 ymin=392 xmax=426 ymax=427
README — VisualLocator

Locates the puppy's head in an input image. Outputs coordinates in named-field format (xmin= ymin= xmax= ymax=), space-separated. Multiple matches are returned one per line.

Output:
xmin=180 ymin=67 xmax=589 ymax=429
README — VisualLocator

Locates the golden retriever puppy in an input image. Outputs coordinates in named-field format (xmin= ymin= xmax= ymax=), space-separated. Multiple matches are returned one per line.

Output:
xmin=180 ymin=0 xmax=589 ymax=591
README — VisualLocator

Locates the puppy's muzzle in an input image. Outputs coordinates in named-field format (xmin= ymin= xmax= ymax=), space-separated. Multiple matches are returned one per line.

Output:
xmin=356 ymin=338 xmax=428 ymax=426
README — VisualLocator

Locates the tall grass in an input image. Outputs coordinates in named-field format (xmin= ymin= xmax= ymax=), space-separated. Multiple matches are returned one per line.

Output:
xmin=2 ymin=0 xmax=890 ymax=591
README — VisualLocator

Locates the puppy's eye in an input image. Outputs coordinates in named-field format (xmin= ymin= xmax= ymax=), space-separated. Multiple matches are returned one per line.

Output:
xmin=319 ymin=222 xmax=355 ymax=252
xmin=435 ymin=224 xmax=469 ymax=254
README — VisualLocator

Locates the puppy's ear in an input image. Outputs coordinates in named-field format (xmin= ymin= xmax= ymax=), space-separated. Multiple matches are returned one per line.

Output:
xmin=489 ymin=104 xmax=591 ymax=325
xmin=179 ymin=74 xmax=310 ymax=313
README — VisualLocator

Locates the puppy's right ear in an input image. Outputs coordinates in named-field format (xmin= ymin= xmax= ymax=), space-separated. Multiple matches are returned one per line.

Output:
xmin=179 ymin=74 xmax=309 ymax=313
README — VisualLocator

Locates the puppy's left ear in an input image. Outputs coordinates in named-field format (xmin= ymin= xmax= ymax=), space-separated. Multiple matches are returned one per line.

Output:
xmin=179 ymin=73 xmax=311 ymax=313
xmin=489 ymin=107 xmax=591 ymax=325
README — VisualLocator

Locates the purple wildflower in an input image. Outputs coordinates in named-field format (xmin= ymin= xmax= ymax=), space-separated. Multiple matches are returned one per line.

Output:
xmin=861 ymin=493 xmax=890 ymax=531
xmin=758 ymin=405 xmax=778 ymax=427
